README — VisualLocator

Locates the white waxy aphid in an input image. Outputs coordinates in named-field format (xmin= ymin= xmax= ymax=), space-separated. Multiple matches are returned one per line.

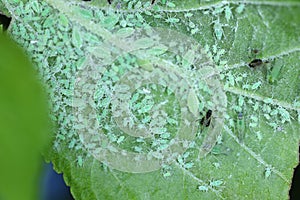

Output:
xmin=250 ymin=115 xmax=258 ymax=122
xmin=189 ymin=21 xmax=196 ymax=28
xmin=238 ymin=96 xmax=244 ymax=107
xmin=263 ymin=98 xmax=273 ymax=104
xmin=102 ymin=15 xmax=119 ymax=29
xmin=183 ymin=151 xmax=190 ymax=159
xmin=115 ymin=27 xmax=135 ymax=38
xmin=165 ymin=17 xmax=180 ymax=24
xmin=132 ymin=37 xmax=154 ymax=49
xmin=198 ymin=185 xmax=209 ymax=192
xmin=134 ymin=1 xmax=142 ymax=9
xmin=256 ymin=131 xmax=262 ymax=141
xmin=135 ymin=12 xmax=144 ymax=22
xmin=166 ymin=1 xmax=176 ymax=8
xmin=163 ymin=171 xmax=171 ymax=178
xmin=228 ymin=73 xmax=235 ymax=86
xmin=270 ymin=109 xmax=278 ymax=116
xmin=68 ymin=139 xmax=76 ymax=149
xmin=187 ymin=89 xmax=199 ymax=117
xmin=253 ymin=102 xmax=260 ymax=111
xmin=148 ymin=44 xmax=168 ymax=55
xmin=265 ymin=167 xmax=272 ymax=178
xmin=77 ymin=156 xmax=83 ymax=167
xmin=191 ymin=27 xmax=199 ymax=35
xmin=184 ymin=162 xmax=194 ymax=169
xmin=177 ymin=155 xmax=184 ymax=165
xmin=154 ymin=14 xmax=162 ymax=19
xmin=72 ymin=27 xmax=83 ymax=48
xmin=76 ymin=6 xmax=93 ymax=20
xmin=157 ymin=144 xmax=168 ymax=151
xmin=225 ymin=6 xmax=232 ymax=22
xmin=236 ymin=4 xmax=245 ymax=14
xmin=249 ymin=123 xmax=257 ymax=128
xmin=116 ymin=135 xmax=125 ymax=144
xmin=184 ymin=12 xmax=193 ymax=18
xmin=210 ymin=179 xmax=223 ymax=187
xmin=212 ymin=5 xmax=224 ymax=15
xmin=264 ymin=114 xmax=271 ymax=120
xmin=213 ymin=162 xmax=220 ymax=168
xmin=212 ymin=18 xmax=225 ymax=40
xmin=251 ymin=81 xmax=262 ymax=90
xmin=278 ymin=107 xmax=291 ymax=123
xmin=182 ymin=49 xmax=195 ymax=68
xmin=134 ymin=146 xmax=143 ymax=153
xmin=31 ymin=0 xmax=40 ymax=13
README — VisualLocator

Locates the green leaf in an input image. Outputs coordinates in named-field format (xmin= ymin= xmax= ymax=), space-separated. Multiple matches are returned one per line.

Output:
xmin=0 ymin=34 xmax=52 ymax=200
xmin=4 ymin=0 xmax=300 ymax=199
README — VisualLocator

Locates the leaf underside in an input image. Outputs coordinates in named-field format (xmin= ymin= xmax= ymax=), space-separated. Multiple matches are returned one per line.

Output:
xmin=3 ymin=0 xmax=300 ymax=199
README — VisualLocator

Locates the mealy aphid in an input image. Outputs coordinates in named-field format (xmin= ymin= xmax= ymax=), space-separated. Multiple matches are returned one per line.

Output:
xmin=165 ymin=17 xmax=180 ymax=24
xmin=211 ymin=144 xmax=230 ymax=155
xmin=166 ymin=1 xmax=176 ymax=8
xmin=224 ymin=6 xmax=232 ymax=22
xmin=251 ymin=81 xmax=262 ymax=90
xmin=212 ymin=18 xmax=225 ymax=40
xmin=198 ymin=185 xmax=209 ymax=192
xmin=265 ymin=167 xmax=272 ymax=178
xmin=209 ymin=179 xmax=223 ymax=187
xmin=235 ymin=4 xmax=245 ymax=14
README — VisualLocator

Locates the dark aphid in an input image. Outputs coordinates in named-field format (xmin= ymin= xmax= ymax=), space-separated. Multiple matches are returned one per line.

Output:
xmin=248 ymin=58 xmax=263 ymax=68
xmin=151 ymin=0 xmax=156 ymax=4
xmin=238 ymin=112 xmax=243 ymax=120
xmin=200 ymin=110 xmax=212 ymax=127
xmin=107 ymin=0 xmax=112 ymax=4
xmin=0 ymin=13 xmax=12 ymax=31
xmin=252 ymin=49 xmax=259 ymax=54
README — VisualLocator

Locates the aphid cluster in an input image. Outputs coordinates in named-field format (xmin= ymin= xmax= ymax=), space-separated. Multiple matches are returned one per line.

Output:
xmin=107 ymin=0 xmax=156 ymax=5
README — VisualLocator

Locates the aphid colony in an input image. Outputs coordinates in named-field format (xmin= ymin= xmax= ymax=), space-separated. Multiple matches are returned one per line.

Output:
xmin=107 ymin=0 xmax=156 ymax=5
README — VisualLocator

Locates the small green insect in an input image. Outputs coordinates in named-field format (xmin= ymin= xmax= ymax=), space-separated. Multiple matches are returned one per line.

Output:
xmin=165 ymin=17 xmax=180 ymax=24
xmin=209 ymin=179 xmax=223 ymax=187
xmin=224 ymin=6 xmax=232 ymax=22
xmin=116 ymin=135 xmax=125 ymax=144
xmin=251 ymin=81 xmax=262 ymax=90
xmin=166 ymin=1 xmax=176 ymax=8
xmin=236 ymin=112 xmax=245 ymax=142
xmin=198 ymin=185 xmax=209 ymax=192
xmin=236 ymin=4 xmax=245 ymax=14
xmin=267 ymin=59 xmax=283 ymax=84
xmin=77 ymin=156 xmax=83 ymax=167
xmin=265 ymin=167 xmax=272 ymax=178
xmin=211 ymin=144 xmax=231 ymax=155
xmin=212 ymin=18 xmax=225 ymax=40
xmin=163 ymin=171 xmax=171 ymax=178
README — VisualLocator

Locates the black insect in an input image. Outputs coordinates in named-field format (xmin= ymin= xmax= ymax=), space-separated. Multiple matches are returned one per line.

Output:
xmin=151 ymin=0 xmax=156 ymax=4
xmin=0 ymin=13 xmax=12 ymax=31
xmin=200 ymin=110 xmax=212 ymax=127
xmin=248 ymin=58 xmax=263 ymax=68
xmin=252 ymin=49 xmax=259 ymax=54
xmin=107 ymin=0 xmax=112 ymax=4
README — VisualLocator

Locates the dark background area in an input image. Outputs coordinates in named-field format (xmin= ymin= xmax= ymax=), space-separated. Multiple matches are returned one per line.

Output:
xmin=1 ymin=9 xmax=299 ymax=200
